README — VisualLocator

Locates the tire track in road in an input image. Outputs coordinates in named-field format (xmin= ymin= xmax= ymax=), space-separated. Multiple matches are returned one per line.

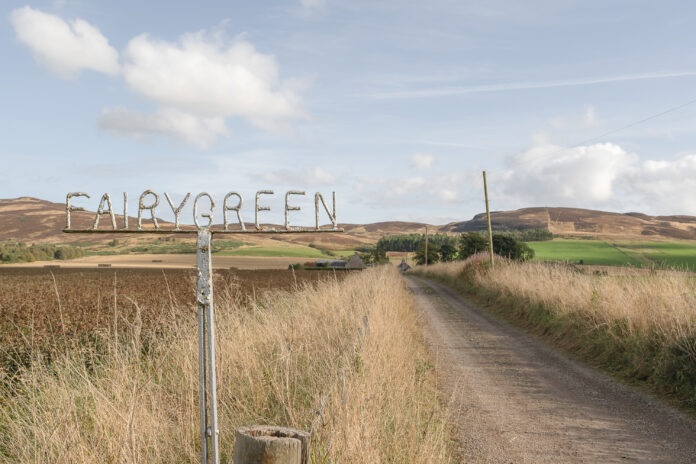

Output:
xmin=405 ymin=275 xmax=696 ymax=463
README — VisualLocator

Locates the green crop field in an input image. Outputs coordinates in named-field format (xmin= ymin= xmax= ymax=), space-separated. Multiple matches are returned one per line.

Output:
xmin=526 ymin=239 xmax=696 ymax=269
xmin=613 ymin=241 xmax=696 ymax=270
xmin=527 ymin=239 xmax=641 ymax=266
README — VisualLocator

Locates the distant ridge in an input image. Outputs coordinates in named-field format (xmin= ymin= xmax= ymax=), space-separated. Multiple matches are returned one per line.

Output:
xmin=443 ymin=207 xmax=696 ymax=240
xmin=1 ymin=198 xmax=696 ymax=244
xmin=0 ymin=197 xmax=433 ymax=247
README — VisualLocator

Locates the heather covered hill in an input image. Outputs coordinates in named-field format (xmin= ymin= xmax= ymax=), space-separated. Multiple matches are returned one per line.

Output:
xmin=444 ymin=207 xmax=696 ymax=240
xmin=0 ymin=197 xmax=438 ymax=249
xmin=3 ymin=198 xmax=696 ymax=248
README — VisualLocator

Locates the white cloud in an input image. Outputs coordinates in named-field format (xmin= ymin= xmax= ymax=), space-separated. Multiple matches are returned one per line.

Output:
xmin=106 ymin=31 xmax=306 ymax=147
xmin=410 ymin=153 xmax=435 ymax=169
xmin=584 ymin=104 xmax=596 ymax=126
xmin=10 ymin=8 xmax=306 ymax=148
xmin=501 ymin=141 xmax=635 ymax=206
xmin=122 ymin=33 xmax=304 ymax=122
xmin=622 ymin=155 xmax=696 ymax=214
xmin=10 ymin=6 xmax=119 ymax=78
xmin=498 ymin=140 xmax=696 ymax=214
xmin=98 ymin=107 xmax=229 ymax=149
xmin=261 ymin=167 xmax=336 ymax=186
xmin=355 ymin=172 xmax=463 ymax=207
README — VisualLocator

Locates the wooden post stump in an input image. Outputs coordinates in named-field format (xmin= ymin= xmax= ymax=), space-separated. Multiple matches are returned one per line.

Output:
xmin=234 ymin=426 xmax=310 ymax=464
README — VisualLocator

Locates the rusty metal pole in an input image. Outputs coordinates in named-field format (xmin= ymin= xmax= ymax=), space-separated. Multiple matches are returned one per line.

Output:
xmin=197 ymin=229 xmax=219 ymax=464
xmin=483 ymin=171 xmax=494 ymax=268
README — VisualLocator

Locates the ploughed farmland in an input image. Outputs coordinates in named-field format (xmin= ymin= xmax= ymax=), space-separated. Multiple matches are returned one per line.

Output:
xmin=0 ymin=268 xmax=339 ymax=365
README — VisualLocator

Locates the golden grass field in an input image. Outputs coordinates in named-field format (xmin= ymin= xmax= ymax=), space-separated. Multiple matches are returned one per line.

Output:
xmin=0 ymin=266 xmax=453 ymax=463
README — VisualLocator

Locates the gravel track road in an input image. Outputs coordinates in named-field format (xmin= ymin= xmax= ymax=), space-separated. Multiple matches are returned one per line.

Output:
xmin=405 ymin=275 xmax=696 ymax=463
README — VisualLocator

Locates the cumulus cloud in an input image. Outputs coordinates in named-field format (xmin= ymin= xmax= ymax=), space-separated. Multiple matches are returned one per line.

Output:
xmin=10 ymin=7 xmax=306 ymax=148
xmin=501 ymin=141 xmax=635 ymax=206
xmin=98 ymin=107 xmax=229 ymax=149
xmin=261 ymin=167 xmax=336 ymax=186
xmin=9 ymin=6 xmax=119 ymax=77
xmin=121 ymin=33 xmax=304 ymax=121
xmin=410 ymin=153 xmax=435 ymax=169
xmin=622 ymin=155 xmax=696 ymax=213
xmin=109 ymin=32 xmax=305 ymax=146
xmin=498 ymin=140 xmax=696 ymax=214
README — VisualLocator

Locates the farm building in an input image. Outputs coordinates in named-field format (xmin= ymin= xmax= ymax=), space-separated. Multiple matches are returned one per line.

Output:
xmin=346 ymin=253 xmax=365 ymax=269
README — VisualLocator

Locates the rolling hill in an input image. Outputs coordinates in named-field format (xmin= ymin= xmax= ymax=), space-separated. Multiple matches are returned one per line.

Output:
xmin=2 ymin=198 xmax=696 ymax=250
xmin=443 ymin=207 xmax=696 ymax=240
xmin=0 ymin=197 xmax=436 ymax=249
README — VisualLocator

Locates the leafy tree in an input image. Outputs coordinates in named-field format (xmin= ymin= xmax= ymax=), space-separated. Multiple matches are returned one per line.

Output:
xmin=457 ymin=232 xmax=534 ymax=262
xmin=491 ymin=235 xmax=535 ymax=261
xmin=458 ymin=232 xmax=489 ymax=259
xmin=376 ymin=233 xmax=456 ymax=252
xmin=414 ymin=241 xmax=440 ymax=265
xmin=439 ymin=243 xmax=457 ymax=262
xmin=371 ymin=246 xmax=389 ymax=264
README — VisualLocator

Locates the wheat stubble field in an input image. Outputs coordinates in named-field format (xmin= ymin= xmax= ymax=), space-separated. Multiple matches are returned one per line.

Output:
xmin=0 ymin=266 xmax=453 ymax=463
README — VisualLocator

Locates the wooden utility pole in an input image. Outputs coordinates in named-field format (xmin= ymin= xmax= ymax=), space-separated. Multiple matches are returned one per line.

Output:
xmin=424 ymin=225 xmax=429 ymax=266
xmin=483 ymin=171 xmax=494 ymax=268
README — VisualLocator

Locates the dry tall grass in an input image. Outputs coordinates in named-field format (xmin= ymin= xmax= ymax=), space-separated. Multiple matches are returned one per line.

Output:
xmin=0 ymin=266 xmax=452 ymax=463
xmin=413 ymin=254 xmax=696 ymax=406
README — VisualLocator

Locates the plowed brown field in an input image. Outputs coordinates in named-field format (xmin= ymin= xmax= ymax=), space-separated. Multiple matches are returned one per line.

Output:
xmin=0 ymin=267 xmax=342 ymax=367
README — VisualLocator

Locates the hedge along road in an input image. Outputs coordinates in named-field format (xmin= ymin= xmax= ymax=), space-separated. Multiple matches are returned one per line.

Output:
xmin=405 ymin=275 xmax=696 ymax=463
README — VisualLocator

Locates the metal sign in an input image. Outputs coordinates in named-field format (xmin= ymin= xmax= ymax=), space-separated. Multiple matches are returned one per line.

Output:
xmin=63 ymin=189 xmax=343 ymax=464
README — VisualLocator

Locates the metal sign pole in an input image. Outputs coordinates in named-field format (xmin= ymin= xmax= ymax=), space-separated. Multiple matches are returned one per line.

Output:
xmin=63 ymin=189 xmax=344 ymax=464
xmin=196 ymin=229 xmax=219 ymax=464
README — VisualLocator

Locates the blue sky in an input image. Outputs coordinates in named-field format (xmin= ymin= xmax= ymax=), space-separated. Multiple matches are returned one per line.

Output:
xmin=4 ymin=0 xmax=696 ymax=225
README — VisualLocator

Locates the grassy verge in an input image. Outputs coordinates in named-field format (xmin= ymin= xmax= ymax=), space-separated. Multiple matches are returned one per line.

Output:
xmin=0 ymin=267 xmax=452 ymax=463
xmin=411 ymin=254 xmax=696 ymax=412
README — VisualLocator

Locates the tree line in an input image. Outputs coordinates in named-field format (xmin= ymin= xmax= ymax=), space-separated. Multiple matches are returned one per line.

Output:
xmin=376 ymin=233 xmax=457 ymax=252
xmin=413 ymin=232 xmax=534 ymax=265
xmin=0 ymin=241 xmax=85 ymax=263
xmin=364 ymin=230 xmax=541 ymax=266
xmin=376 ymin=229 xmax=550 ymax=254
xmin=412 ymin=232 xmax=535 ymax=265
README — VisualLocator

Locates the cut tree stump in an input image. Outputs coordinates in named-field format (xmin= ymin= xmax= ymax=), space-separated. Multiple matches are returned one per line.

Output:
xmin=234 ymin=426 xmax=310 ymax=464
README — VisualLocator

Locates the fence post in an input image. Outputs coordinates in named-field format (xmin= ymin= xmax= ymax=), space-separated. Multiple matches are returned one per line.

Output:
xmin=234 ymin=426 xmax=310 ymax=464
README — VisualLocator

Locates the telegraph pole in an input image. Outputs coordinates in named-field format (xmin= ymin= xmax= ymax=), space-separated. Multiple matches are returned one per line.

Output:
xmin=424 ymin=225 xmax=429 ymax=266
xmin=483 ymin=171 xmax=494 ymax=268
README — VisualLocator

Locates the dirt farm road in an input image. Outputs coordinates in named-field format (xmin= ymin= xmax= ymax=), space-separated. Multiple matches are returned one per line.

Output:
xmin=405 ymin=276 xmax=696 ymax=463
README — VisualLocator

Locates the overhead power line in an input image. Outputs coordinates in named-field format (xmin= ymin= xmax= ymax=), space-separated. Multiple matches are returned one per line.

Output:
xmin=572 ymin=96 xmax=696 ymax=147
